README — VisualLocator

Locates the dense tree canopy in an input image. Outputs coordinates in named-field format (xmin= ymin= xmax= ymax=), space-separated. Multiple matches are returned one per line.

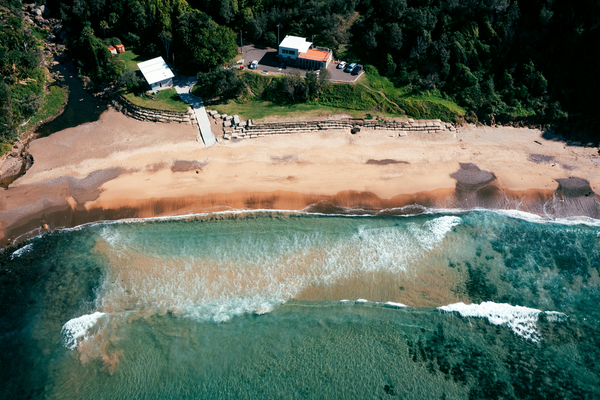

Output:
xmin=4 ymin=0 xmax=599 ymax=140
xmin=0 ymin=0 xmax=47 ymax=140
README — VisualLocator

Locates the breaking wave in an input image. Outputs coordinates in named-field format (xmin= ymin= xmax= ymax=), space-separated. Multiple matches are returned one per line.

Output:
xmin=438 ymin=302 xmax=567 ymax=342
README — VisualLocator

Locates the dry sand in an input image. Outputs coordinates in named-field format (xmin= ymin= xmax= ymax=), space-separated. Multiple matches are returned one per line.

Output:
xmin=1 ymin=109 xmax=599 ymax=246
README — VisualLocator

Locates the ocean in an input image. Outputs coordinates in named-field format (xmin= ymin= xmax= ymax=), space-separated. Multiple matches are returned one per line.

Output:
xmin=1 ymin=210 xmax=599 ymax=399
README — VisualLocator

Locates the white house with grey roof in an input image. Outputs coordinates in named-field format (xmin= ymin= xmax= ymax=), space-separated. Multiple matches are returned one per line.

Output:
xmin=137 ymin=56 xmax=175 ymax=89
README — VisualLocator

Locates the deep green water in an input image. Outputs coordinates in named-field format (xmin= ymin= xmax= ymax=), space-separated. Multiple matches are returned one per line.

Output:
xmin=1 ymin=211 xmax=599 ymax=399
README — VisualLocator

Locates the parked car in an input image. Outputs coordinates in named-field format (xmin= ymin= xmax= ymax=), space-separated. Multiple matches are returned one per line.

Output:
xmin=344 ymin=62 xmax=357 ymax=73
xmin=351 ymin=64 xmax=363 ymax=75
xmin=337 ymin=61 xmax=346 ymax=69
xmin=250 ymin=60 xmax=258 ymax=69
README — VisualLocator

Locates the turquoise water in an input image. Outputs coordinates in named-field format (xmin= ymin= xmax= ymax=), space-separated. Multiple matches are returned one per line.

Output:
xmin=1 ymin=211 xmax=599 ymax=399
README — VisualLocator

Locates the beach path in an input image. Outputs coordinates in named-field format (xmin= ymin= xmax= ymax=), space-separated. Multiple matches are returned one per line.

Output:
xmin=174 ymin=76 xmax=216 ymax=147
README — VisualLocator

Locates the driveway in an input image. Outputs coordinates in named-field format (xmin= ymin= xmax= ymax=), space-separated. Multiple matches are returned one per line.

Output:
xmin=241 ymin=45 xmax=363 ymax=83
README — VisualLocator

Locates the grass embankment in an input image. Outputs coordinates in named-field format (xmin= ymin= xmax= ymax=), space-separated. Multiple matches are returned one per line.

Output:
xmin=360 ymin=66 xmax=465 ymax=122
xmin=121 ymin=88 xmax=188 ymax=112
xmin=200 ymin=68 xmax=464 ymax=123
xmin=20 ymin=86 xmax=69 ymax=132
xmin=1 ymin=85 xmax=68 ymax=157
xmin=210 ymin=101 xmax=375 ymax=120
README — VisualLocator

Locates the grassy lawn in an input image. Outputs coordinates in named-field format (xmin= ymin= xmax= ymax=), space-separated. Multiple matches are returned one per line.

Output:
xmin=209 ymin=100 xmax=392 ymax=121
xmin=119 ymin=51 xmax=144 ymax=71
xmin=122 ymin=88 xmax=188 ymax=112
xmin=200 ymin=66 xmax=465 ymax=123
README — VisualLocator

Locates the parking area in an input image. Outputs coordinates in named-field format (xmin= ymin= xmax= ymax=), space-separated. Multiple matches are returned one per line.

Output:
xmin=240 ymin=45 xmax=363 ymax=83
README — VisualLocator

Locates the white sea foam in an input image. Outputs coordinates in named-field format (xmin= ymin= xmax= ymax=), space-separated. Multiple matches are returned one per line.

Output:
xmin=438 ymin=302 xmax=567 ymax=342
xmin=61 ymin=312 xmax=106 ymax=350
xmin=10 ymin=243 xmax=33 ymax=259
xmin=490 ymin=209 xmax=600 ymax=227
xmin=36 ymin=204 xmax=598 ymax=245
xmin=356 ymin=299 xmax=369 ymax=303
xmin=384 ymin=302 xmax=407 ymax=308
xmin=94 ymin=215 xmax=461 ymax=323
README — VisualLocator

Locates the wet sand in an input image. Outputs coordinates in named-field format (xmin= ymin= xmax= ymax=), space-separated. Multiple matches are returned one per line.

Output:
xmin=1 ymin=109 xmax=599 ymax=247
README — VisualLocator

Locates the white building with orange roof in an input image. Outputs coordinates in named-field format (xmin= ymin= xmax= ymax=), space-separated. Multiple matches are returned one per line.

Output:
xmin=278 ymin=35 xmax=332 ymax=70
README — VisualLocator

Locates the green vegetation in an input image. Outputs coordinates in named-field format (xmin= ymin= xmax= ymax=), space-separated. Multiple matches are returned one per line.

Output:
xmin=3 ymin=0 xmax=596 ymax=140
xmin=0 ymin=0 xmax=54 ymax=145
xmin=210 ymin=101 xmax=377 ymax=121
xmin=196 ymin=66 xmax=463 ymax=123
xmin=121 ymin=88 xmax=188 ymax=112
xmin=17 ymin=85 xmax=68 ymax=133
xmin=118 ymin=51 xmax=142 ymax=72
xmin=117 ymin=51 xmax=188 ymax=112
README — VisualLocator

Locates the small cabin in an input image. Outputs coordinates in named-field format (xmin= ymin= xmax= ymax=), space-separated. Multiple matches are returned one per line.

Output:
xmin=115 ymin=44 xmax=125 ymax=54
xmin=108 ymin=45 xmax=117 ymax=55
xmin=137 ymin=56 xmax=175 ymax=89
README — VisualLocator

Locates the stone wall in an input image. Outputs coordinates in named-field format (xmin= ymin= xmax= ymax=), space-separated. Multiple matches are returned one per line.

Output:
xmin=112 ymin=94 xmax=197 ymax=125
xmin=205 ymin=110 xmax=456 ymax=140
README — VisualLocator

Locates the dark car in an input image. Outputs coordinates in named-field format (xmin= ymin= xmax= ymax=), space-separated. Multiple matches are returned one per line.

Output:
xmin=351 ymin=64 xmax=363 ymax=75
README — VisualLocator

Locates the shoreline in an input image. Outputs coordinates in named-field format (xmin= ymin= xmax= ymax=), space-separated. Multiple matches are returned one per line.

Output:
xmin=1 ymin=108 xmax=599 ymax=248
xmin=4 ymin=185 xmax=599 ymax=250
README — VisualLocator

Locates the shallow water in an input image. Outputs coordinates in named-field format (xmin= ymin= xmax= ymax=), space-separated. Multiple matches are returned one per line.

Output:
xmin=35 ymin=63 xmax=107 ymax=137
xmin=1 ymin=211 xmax=599 ymax=399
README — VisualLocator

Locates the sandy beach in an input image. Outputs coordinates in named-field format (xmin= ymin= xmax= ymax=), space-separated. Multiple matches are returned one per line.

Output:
xmin=1 ymin=108 xmax=599 ymax=246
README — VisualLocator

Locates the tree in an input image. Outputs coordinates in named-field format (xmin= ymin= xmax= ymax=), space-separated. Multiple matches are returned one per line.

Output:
xmin=387 ymin=23 xmax=403 ymax=51
xmin=385 ymin=53 xmax=397 ymax=76
xmin=177 ymin=10 xmax=237 ymax=70
xmin=159 ymin=31 xmax=173 ymax=59
xmin=195 ymin=68 xmax=244 ymax=99
xmin=317 ymin=67 xmax=331 ymax=94
xmin=281 ymin=70 xmax=303 ymax=101
xmin=76 ymin=24 xmax=123 ymax=82
xmin=305 ymin=70 xmax=318 ymax=99
xmin=99 ymin=20 xmax=108 ymax=37
xmin=20 ymin=92 xmax=44 ymax=115
xmin=0 ymin=83 xmax=14 ymax=140
xmin=118 ymin=70 xmax=144 ymax=91
xmin=109 ymin=12 xmax=118 ymax=25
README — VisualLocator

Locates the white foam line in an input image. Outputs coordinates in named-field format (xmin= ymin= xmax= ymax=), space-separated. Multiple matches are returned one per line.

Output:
xmin=7 ymin=205 xmax=597 ymax=251
xmin=438 ymin=302 xmax=567 ymax=342
xmin=60 ymin=208 xmax=600 ymax=233
xmin=10 ymin=243 xmax=33 ymax=259
xmin=489 ymin=208 xmax=600 ymax=227
xmin=384 ymin=301 xmax=408 ymax=308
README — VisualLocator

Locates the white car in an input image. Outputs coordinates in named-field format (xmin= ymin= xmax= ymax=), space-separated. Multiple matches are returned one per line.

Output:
xmin=250 ymin=60 xmax=258 ymax=69
xmin=337 ymin=61 xmax=346 ymax=69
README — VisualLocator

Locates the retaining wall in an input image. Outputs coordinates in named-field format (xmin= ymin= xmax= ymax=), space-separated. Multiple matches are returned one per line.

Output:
xmin=206 ymin=109 xmax=456 ymax=140
xmin=112 ymin=94 xmax=197 ymax=125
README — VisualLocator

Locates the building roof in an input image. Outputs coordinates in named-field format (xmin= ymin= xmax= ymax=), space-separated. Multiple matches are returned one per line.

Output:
xmin=279 ymin=35 xmax=312 ymax=54
xmin=108 ymin=45 xmax=116 ymax=50
xmin=299 ymin=49 xmax=330 ymax=62
xmin=137 ymin=56 xmax=174 ymax=85
xmin=115 ymin=44 xmax=124 ymax=49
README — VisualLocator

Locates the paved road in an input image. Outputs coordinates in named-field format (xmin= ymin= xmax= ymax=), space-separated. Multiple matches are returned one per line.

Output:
xmin=174 ymin=77 xmax=216 ymax=147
